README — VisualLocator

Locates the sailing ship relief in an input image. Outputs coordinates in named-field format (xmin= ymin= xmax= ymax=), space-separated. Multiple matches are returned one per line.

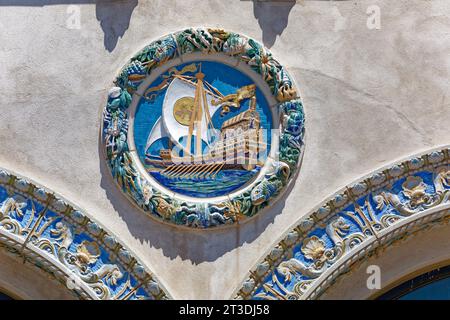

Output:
xmin=134 ymin=61 xmax=272 ymax=198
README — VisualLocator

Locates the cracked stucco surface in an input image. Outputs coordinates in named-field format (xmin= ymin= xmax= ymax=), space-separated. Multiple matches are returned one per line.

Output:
xmin=0 ymin=0 xmax=449 ymax=299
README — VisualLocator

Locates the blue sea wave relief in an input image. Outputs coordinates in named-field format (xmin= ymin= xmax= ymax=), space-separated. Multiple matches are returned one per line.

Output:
xmin=149 ymin=168 xmax=260 ymax=198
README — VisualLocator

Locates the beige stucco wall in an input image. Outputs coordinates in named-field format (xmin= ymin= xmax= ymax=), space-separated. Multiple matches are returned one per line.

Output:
xmin=0 ymin=249 xmax=75 ymax=300
xmin=0 ymin=0 xmax=449 ymax=299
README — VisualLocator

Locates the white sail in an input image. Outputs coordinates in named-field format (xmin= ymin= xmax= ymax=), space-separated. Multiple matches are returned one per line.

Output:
xmin=161 ymin=77 xmax=220 ymax=151
xmin=145 ymin=118 xmax=164 ymax=154
xmin=144 ymin=77 xmax=221 ymax=155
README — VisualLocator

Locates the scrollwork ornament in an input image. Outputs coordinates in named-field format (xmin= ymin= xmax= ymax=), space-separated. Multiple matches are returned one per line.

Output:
xmin=0 ymin=168 xmax=169 ymax=300
xmin=235 ymin=147 xmax=450 ymax=300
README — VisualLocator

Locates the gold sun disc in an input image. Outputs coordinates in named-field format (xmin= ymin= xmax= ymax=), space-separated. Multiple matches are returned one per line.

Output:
xmin=173 ymin=96 xmax=195 ymax=126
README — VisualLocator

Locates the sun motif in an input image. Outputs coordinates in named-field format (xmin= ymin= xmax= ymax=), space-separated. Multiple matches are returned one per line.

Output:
xmin=173 ymin=96 xmax=194 ymax=126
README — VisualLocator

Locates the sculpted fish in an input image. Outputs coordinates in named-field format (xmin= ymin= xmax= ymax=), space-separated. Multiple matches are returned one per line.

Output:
xmin=250 ymin=178 xmax=282 ymax=206
xmin=250 ymin=160 xmax=290 ymax=206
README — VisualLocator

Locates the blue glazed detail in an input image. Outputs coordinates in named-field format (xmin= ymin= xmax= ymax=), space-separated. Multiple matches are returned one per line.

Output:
xmin=102 ymin=28 xmax=305 ymax=228
xmin=0 ymin=169 xmax=169 ymax=300
xmin=235 ymin=148 xmax=450 ymax=300
xmin=133 ymin=60 xmax=273 ymax=198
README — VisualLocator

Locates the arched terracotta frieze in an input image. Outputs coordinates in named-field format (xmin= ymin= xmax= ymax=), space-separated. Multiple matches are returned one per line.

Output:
xmin=0 ymin=167 xmax=171 ymax=300
xmin=233 ymin=146 xmax=449 ymax=300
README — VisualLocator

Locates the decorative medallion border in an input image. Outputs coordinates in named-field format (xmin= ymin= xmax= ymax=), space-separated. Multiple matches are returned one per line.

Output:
xmin=101 ymin=28 xmax=305 ymax=229
xmin=233 ymin=146 xmax=450 ymax=300
xmin=0 ymin=167 xmax=170 ymax=300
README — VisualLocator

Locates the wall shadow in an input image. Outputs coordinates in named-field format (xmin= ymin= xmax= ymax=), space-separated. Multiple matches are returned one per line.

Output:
xmin=95 ymin=0 xmax=137 ymax=52
xmin=249 ymin=0 xmax=350 ymax=49
xmin=0 ymin=0 xmax=137 ymax=52
xmin=3 ymin=0 xmax=301 ymax=264
xmin=98 ymin=138 xmax=300 ymax=264
xmin=250 ymin=0 xmax=296 ymax=48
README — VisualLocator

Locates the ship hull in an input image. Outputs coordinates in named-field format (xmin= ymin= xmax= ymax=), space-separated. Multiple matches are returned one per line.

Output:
xmin=145 ymin=157 xmax=259 ymax=171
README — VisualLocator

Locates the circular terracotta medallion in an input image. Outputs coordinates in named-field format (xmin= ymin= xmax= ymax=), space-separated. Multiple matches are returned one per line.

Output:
xmin=102 ymin=29 xmax=305 ymax=228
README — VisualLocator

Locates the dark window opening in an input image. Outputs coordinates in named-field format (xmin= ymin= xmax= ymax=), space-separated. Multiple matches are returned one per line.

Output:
xmin=378 ymin=265 xmax=450 ymax=300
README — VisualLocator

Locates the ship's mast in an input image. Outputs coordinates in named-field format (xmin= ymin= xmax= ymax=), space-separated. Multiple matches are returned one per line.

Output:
xmin=186 ymin=66 xmax=215 ymax=158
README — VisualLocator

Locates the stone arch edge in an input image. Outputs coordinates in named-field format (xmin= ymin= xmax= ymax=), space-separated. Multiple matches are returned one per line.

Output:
xmin=232 ymin=145 xmax=450 ymax=300
xmin=0 ymin=166 xmax=172 ymax=300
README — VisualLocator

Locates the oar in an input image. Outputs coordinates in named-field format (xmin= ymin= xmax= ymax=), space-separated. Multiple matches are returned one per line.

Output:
xmin=161 ymin=165 xmax=175 ymax=175
xmin=192 ymin=163 xmax=211 ymax=179
xmin=203 ymin=163 xmax=221 ymax=179
xmin=198 ymin=164 xmax=215 ymax=179
xmin=168 ymin=164 xmax=192 ymax=178
xmin=210 ymin=163 xmax=225 ymax=179
xmin=179 ymin=164 xmax=201 ymax=179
